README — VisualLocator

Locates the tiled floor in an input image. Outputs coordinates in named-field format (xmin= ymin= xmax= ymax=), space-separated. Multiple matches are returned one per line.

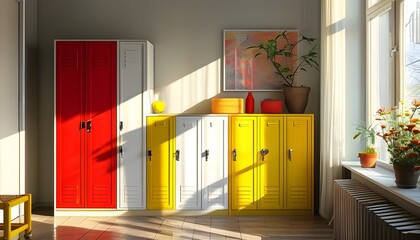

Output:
xmin=13 ymin=208 xmax=334 ymax=240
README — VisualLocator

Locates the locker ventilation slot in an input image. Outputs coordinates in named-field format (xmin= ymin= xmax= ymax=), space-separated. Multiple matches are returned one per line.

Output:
xmin=207 ymin=186 xmax=224 ymax=203
xmin=262 ymin=186 xmax=280 ymax=204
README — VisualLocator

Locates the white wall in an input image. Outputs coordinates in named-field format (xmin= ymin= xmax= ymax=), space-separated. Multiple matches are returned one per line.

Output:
xmin=0 ymin=0 xmax=20 ymax=194
xmin=0 ymin=0 xmax=39 ymax=205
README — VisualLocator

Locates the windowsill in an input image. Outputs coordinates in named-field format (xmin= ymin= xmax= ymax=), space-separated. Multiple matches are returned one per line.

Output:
xmin=342 ymin=161 xmax=420 ymax=218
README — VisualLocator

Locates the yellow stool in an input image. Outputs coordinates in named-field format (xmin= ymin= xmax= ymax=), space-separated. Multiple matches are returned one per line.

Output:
xmin=0 ymin=194 xmax=32 ymax=240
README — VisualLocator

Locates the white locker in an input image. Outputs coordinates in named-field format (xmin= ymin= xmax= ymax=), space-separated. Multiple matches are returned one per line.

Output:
xmin=176 ymin=116 xmax=202 ymax=209
xmin=201 ymin=116 xmax=228 ymax=210
xmin=175 ymin=116 xmax=228 ymax=210
xmin=118 ymin=41 xmax=154 ymax=209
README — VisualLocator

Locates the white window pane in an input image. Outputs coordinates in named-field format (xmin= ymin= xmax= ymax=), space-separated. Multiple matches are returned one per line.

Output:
xmin=369 ymin=9 xmax=394 ymax=110
xmin=404 ymin=0 xmax=420 ymax=102
xmin=368 ymin=7 xmax=394 ymax=162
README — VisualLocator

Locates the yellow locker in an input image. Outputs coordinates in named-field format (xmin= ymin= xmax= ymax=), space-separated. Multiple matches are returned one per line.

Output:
xmin=230 ymin=116 xmax=257 ymax=210
xmin=258 ymin=117 xmax=284 ymax=210
xmin=230 ymin=114 xmax=313 ymax=215
xmin=284 ymin=116 xmax=313 ymax=210
xmin=230 ymin=116 xmax=284 ymax=211
xmin=146 ymin=116 xmax=175 ymax=210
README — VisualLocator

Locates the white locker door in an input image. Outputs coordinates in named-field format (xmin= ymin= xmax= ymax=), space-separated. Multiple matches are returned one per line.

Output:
xmin=201 ymin=116 xmax=228 ymax=210
xmin=176 ymin=116 xmax=202 ymax=209
xmin=119 ymin=41 xmax=146 ymax=209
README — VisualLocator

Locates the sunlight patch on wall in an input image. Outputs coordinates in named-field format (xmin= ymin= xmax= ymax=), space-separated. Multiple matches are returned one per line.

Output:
xmin=155 ymin=59 xmax=221 ymax=113
xmin=0 ymin=132 xmax=20 ymax=194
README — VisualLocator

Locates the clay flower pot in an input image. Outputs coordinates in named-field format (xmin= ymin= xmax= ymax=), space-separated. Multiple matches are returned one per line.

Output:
xmin=358 ymin=153 xmax=377 ymax=168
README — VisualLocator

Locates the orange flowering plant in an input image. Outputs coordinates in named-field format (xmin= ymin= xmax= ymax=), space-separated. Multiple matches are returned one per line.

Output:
xmin=376 ymin=99 xmax=420 ymax=167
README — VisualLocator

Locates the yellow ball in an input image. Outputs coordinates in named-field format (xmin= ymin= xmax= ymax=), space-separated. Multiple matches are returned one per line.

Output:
xmin=152 ymin=100 xmax=166 ymax=113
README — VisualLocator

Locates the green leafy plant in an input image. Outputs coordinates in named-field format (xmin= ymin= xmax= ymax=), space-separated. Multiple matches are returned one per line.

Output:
xmin=245 ymin=31 xmax=319 ymax=87
xmin=376 ymin=100 xmax=420 ymax=167
xmin=353 ymin=121 xmax=377 ymax=154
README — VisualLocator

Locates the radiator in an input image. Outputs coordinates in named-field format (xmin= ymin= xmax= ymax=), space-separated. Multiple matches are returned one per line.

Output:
xmin=333 ymin=179 xmax=420 ymax=240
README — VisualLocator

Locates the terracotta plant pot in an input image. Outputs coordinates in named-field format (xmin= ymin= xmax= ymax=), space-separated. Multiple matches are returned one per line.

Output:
xmin=283 ymin=85 xmax=310 ymax=113
xmin=358 ymin=153 xmax=377 ymax=168
xmin=393 ymin=164 xmax=420 ymax=189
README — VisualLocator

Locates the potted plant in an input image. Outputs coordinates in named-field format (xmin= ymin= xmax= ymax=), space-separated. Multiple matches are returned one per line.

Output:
xmin=376 ymin=99 xmax=420 ymax=188
xmin=245 ymin=31 xmax=319 ymax=113
xmin=353 ymin=121 xmax=378 ymax=168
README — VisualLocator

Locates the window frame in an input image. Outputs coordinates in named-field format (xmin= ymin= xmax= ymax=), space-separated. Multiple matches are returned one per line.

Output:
xmin=366 ymin=0 xmax=397 ymax=123
xmin=366 ymin=0 xmax=420 ymax=164
xmin=366 ymin=0 xmax=406 ymax=163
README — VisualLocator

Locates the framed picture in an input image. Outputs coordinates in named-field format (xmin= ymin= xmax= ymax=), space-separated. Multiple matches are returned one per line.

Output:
xmin=223 ymin=29 xmax=298 ymax=91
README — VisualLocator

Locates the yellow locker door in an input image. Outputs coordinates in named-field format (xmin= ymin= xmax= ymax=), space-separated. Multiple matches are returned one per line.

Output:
xmin=258 ymin=117 xmax=284 ymax=210
xmin=284 ymin=116 xmax=313 ymax=210
xmin=146 ymin=116 xmax=175 ymax=210
xmin=230 ymin=116 xmax=257 ymax=210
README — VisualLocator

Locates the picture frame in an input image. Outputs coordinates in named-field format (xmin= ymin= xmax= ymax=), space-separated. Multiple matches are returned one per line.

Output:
xmin=223 ymin=29 xmax=298 ymax=91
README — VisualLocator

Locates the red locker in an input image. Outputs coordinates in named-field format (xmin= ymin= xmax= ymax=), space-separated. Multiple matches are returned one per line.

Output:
xmin=56 ymin=41 xmax=117 ymax=208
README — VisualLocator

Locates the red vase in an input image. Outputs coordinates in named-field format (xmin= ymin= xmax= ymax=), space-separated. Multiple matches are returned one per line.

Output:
xmin=246 ymin=92 xmax=254 ymax=113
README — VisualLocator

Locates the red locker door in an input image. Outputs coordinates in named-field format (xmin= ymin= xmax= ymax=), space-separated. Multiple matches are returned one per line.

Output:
xmin=56 ymin=41 xmax=86 ymax=208
xmin=85 ymin=42 xmax=117 ymax=208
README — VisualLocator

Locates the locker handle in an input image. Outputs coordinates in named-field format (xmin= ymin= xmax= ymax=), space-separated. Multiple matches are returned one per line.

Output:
xmin=233 ymin=149 xmax=237 ymax=161
xmin=176 ymin=149 xmax=180 ymax=161
xmin=205 ymin=149 xmax=209 ymax=161
xmin=86 ymin=120 xmax=92 ymax=133
xmin=289 ymin=148 xmax=293 ymax=161
xmin=261 ymin=148 xmax=269 ymax=161
xmin=80 ymin=122 xmax=85 ymax=129
xmin=147 ymin=149 xmax=152 ymax=161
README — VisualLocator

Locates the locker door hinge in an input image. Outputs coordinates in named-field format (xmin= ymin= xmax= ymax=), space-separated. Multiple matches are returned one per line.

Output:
xmin=119 ymin=121 xmax=124 ymax=131
xmin=119 ymin=146 xmax=123 ymax=157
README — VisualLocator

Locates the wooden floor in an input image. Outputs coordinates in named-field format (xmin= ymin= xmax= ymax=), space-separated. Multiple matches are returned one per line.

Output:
xmin=14 ymin=208 xmax=334 ymax=239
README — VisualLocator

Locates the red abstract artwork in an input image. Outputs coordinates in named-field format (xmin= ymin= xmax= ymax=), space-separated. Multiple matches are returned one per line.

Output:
xmin=224 ymin=30 xmax=298 ymax=91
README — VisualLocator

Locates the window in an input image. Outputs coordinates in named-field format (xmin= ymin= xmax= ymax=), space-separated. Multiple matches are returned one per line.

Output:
xmin=367 ymin=0 xmax=395 ymax=162
xmin=366 ymin=0 xmax=420 ymax=162
xmin=403 ymin=0 xmax=420 ymax=102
